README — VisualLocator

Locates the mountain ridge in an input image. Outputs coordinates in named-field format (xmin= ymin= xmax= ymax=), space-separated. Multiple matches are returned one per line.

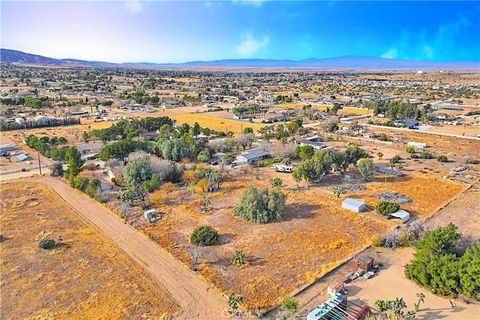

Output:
xmin=1 ymin=48 xmax=479 ymax=69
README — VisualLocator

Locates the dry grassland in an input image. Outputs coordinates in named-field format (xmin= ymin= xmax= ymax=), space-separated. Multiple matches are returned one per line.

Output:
xmin=140 ymin=168 xmax=391 ymax=311
xmin=170 ymin=113 xmax=266 ymax=134
xmin=0 ymin=182 xmax=179 ymax=319
xmin=274 ymin=103 xmax=372 ymax=115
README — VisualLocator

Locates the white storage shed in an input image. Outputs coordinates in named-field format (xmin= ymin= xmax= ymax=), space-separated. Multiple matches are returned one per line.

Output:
xmin=342 ymin=198 xmax=366 ymax=213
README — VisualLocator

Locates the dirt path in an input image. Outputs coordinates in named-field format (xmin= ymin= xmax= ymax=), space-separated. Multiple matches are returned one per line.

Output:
xmin=35 ymin=176 xmax=228 ymax=319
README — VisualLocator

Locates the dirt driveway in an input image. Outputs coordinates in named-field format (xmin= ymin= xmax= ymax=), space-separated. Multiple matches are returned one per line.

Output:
xmin=35 ymin=176 xmax=228 ymax=319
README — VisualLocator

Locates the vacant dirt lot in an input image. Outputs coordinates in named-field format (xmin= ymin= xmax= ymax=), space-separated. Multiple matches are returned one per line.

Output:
xmin=170 ymin=113 xmax=266 ymax=134
xmin=427 ymin=189 xmax=480 ymax=239
xmin=138 ymin=167 xmax=391 ymax=312
xmin=0 ymin=182 xmax=179 ymax=319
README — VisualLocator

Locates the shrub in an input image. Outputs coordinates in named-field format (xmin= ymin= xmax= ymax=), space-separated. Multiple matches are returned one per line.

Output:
xmin=372 ymin=235 xmax=384 ymax=247
xmin=144 ymin=176 xmax=161 ymax=193
xmin=263 ymin=158 xmax=277 ymax=166
xmin=85 ymin=179 xmax=101 ymax=198
xmin=419 ymin=151 xmax=434 ymax=159
xmin=232 ymin=250 xmax=246 ymax=266
xmin=437 ymin=155 xmax=448 ymax=163
xmin=190 ymin=225 xmax=219 ymax=246
xmin=74 ymin=176 xmax=90 ymax=192
xmin=39 ymin=239 xmax=56 ymax=250
xmin=233 ymin=187 xmax=286 ymax=224
xmin=270 ymin=177 xmax=283 ymax=188
xmin=376 ymin=201 xmax=400 ymax=215
xmin=227 ymin=292 xmax=243 ymax=312
xmin=281 ymin=297 xmax=298 ymax=313
xmin=406 ymin=146 xmax=416 ymax=154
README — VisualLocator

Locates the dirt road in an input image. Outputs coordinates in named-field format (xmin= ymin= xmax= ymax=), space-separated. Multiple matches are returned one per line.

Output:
xmin=36 ymin=176 xmax=228 ymax=319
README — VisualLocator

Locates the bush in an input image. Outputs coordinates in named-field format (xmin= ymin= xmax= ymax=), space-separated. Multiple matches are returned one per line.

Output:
xmin=437 ymin=155 xmax=448 ymax=163
xmin=376 ymin=201 xmax=400 ymax=215
xmin=281 ymin=297 xmax=298 ymax=313
xmin=85 ymin=179 xmax=101 ymax=198
xmin=372 ymin=235 xmax=384 ymax=247
xmin=233 ymin=187 xmax=286 ymax=224
xmin=419 ymin=151 xmax=434 ymax=159
xmin=74 ymin=176 xmax=90 ymax=192
xmin=406 ymin=146 xmax=416 ymax=154
xmin=190 ymin=225 xmax=219 ymax=246
xmin=39 ymin=239 xmax=56 ymax=250
xmin=263 ymin=158 xmax=276 ymax=166
xmin=232 ymin=250 xmax=246 ymax=266
xmin=144 ymin=176 xmax=162 ymax=193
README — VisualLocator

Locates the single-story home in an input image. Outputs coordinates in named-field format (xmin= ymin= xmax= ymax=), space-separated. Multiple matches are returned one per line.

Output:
xmin=393 ymin=119 xmax=419 ymax=129
xmin=235 ymin=146 xmax=271 ymax=165
xmin=76 ymin=142 xmax=105 ymax=160
xmin=342 ymin=198 xmax=366 ymax=213
xmin=389 ymin=210 xmax=410 ymax=223
xmin=299 ymin=135 xmax=325 ymax=150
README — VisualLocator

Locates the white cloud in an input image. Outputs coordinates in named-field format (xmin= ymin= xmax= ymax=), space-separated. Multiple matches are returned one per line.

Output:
xmin=232 ymin=0 xmax=264 ymax=7
xmin=381 ymin=49 xmax=398 ymax=59
xmin=124 ymin=0 xmax=143 ymax=14
xmin=236 ymin=34 xmax=269 ymax=57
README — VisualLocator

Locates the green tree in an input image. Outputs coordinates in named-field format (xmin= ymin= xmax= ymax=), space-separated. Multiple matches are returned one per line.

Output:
xmin=190 ymin=225 xmax=219 ymax=246
xmin=65 ymin=147 xmax=84 ymax=185
xmin=332 ymin=185 xmax=347 ymax=198
xmin=296 ymin=145 xmax=315 ymax=160
xmin=192 ymin=122 xmax=201 ymax=137
xmin=233 ymin=187 xmax=286 ymax=224
xmin=377 ymin=152 xmax=384 ymax=160
xmin=357 ymin=158 xmax=375 ymax=181
xmin=123 ymin=156 xmax=152 ymax=190
xmin=376 ymin=201 xmax=400 ymax=215
xmin=458 ymin=241 xmax=480 ymax=299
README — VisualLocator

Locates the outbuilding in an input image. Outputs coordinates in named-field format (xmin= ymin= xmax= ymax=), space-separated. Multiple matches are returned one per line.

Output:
xmin=389 ymin=210 xmax=410 ymax=223
xmin=342 ymin=198 xmax=366 ymax=213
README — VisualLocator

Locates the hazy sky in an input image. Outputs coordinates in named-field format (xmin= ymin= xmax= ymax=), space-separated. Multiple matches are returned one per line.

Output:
xmin=1 ymin=1 xmax=479 ymax=63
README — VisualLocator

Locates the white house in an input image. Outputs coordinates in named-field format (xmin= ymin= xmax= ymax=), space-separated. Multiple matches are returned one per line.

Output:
xmin=235 ymin=146 xmax=271 ymax=165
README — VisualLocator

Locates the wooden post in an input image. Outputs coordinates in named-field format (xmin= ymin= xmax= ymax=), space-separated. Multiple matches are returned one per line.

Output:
xmin=37 ymin=151 xmax=42 ymax=175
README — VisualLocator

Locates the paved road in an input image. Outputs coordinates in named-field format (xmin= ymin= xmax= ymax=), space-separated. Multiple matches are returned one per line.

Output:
xmin=37 ymin=176 xmax=228 ymax=319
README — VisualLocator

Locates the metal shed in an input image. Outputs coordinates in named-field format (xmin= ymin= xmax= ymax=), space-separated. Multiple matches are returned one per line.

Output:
xmin=342 ymin=198 xmax=366 ymax=213
xmin=389 ymin=210 xmax=410 ymax=223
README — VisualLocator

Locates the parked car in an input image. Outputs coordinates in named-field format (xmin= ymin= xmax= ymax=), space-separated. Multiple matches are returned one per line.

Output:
xmin=363 ymin=271 xmax=375 ymax=279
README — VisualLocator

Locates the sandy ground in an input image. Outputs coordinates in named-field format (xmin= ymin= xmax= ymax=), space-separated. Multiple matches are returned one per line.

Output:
xmin=348 ymin=248 xmax=480 ymax=320
xmin=426 ymin=124 xmax=480 ymax=138
xmin=0 ymin=182 xmax=179 ymax=319
xmin=34 ymin=176 xmax=228 ymax=319
xmin=426 ymin=189 xmax=480 ymax=240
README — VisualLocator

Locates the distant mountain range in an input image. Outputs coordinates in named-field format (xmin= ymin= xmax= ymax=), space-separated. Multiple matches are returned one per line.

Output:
xmin=1 ymin=48 xmax=479 ymax=70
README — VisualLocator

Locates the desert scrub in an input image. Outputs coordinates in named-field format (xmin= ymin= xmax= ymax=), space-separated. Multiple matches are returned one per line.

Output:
xmin=376 ymin=201 xmax=400 ymax=215
xmin=190 ymin=225 xmax=219 ymax=246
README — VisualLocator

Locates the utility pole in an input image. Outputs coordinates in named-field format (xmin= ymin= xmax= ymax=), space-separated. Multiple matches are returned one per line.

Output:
xmin=37 ymin=151 xmax=42 ymax=175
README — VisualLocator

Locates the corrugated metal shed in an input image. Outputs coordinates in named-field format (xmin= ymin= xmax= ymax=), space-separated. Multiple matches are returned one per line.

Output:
xmin=342 ymin=198 xmax=366 ymax=213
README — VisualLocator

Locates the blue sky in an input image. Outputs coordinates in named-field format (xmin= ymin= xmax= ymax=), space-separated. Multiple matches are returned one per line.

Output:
xmin=1 ymin=1 xmax=479 ymax=63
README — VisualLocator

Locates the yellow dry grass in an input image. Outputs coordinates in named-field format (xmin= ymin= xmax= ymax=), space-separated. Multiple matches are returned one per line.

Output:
xmin=0 ymin=182 xmax=179 ymax=319
xmin=140 ymin=168 xmax=391 ymax=312
xmin=274 ymin=103 xmax=372 ymax=115
xmin=170 ymin=113 xmax=266 ymax=134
